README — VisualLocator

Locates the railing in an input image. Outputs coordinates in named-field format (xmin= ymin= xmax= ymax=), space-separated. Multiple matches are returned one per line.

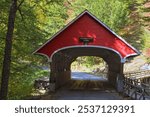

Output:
xmin=124 ymin=70 xmax=150 ymax=79
xmin=123 ymin=70 xmax=150 ymax=100
xmin=34 ymin=77 xmax=49 ymax=90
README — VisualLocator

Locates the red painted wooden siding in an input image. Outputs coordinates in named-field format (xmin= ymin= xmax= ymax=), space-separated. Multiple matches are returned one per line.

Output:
xmin=35 ymin=11 xmax=139 ymax=60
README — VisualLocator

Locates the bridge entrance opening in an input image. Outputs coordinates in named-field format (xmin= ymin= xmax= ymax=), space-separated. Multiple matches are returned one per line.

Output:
xmin=49 ymin=46 xmax=123 ymax=91
xmin=70 ymin=56 xmax=109 ymax=90
xmin=71 ymin=56 xmax=108 ymax=81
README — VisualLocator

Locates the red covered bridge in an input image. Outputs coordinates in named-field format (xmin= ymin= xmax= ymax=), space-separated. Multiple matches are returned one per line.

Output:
xmin=34 ymin=10 xmax=140 ymax=92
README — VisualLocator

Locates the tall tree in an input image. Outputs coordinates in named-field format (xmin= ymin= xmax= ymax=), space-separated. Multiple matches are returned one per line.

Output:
xmin=0 ymin=0 xmax=18 ymax=99
xmin=0 ymin=0 xmax=67 ymax=99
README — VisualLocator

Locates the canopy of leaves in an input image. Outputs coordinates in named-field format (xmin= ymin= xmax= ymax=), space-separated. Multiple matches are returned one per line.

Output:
xmin=68 ymin=0 xmax=129 ymax=33
xmin=0 ymin=0 xmax=68 ymax=99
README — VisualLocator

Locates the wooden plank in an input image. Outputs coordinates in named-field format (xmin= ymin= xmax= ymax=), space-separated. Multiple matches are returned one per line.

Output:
xmin=123 ymin=75 xmax=150 ymax=100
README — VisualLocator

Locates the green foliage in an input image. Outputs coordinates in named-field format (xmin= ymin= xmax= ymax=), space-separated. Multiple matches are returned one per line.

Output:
xmin=8 ymin=67 xmax=49 ymax=99
xmin=0 ymin=0 xmax=67 ymax=99
xmin=71 ymin=0 xmax=129 ymax=33
xmin=140 ymin=29 xmax=150 ymax=62
xmin=71 ymin=56 xmax=106 ymax=72
xmin=140 ymin=29 xmax=150 ymax=49
xmin=136 ymin=0 xmax=147 ymax=4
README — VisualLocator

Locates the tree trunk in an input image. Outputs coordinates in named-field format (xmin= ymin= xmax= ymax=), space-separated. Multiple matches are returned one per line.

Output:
xmin=0 ymin=0 xmax=18 ymax=100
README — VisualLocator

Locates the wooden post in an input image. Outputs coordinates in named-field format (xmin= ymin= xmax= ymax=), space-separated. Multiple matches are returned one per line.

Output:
xmin=116 ymin=63 xmax=124 ymax=93
xmin=49 ymin=61 xmax=56 ymax=92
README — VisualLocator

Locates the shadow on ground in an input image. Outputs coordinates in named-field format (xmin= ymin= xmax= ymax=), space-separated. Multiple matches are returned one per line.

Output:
xmin=28 ymin=72 xmax=126 ymax=100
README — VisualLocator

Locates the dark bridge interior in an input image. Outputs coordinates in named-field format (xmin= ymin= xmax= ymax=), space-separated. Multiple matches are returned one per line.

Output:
xmin=50 ymin=47 xmax=123 ymax=90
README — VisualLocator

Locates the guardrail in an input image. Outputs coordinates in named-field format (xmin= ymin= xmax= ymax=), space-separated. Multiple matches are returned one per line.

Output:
xmin=123 ymin=70 xmax=150 ymax=100
xmin=124 ymin=70 xmax=150 ymax=79
xmin=34 ymin=77 xmax=49 ymax=90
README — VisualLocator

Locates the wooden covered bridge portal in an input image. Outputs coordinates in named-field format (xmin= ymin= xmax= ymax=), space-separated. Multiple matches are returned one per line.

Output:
xmin=34 ymin=10 xmax=140 ymax=92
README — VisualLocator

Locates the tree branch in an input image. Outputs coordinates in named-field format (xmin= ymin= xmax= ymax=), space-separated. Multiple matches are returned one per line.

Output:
xmin=17 ymin=0 xmax=24 ymax=9
xmin=17 ymin=0 xmax=25 ymax=21
xmin=67 ymin=0 xmax=73 ymax=6
xmin=18 ymin=7 xmax=24 ymax=21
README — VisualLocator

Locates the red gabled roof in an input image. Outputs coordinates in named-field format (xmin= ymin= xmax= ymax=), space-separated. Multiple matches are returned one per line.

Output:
xmin=34 ymin=10 xmax=140 ymax=62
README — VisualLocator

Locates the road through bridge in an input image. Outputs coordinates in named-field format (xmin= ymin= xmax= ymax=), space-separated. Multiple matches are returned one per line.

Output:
xmin=39 ymin=72 xmax=124 ymax=100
